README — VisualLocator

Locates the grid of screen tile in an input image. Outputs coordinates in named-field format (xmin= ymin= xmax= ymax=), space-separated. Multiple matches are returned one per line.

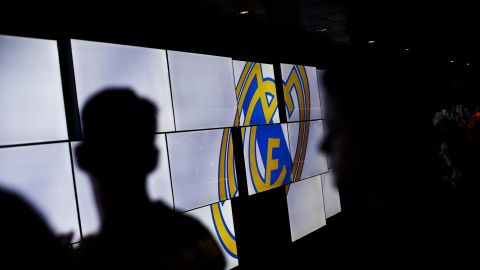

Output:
xmin=0 ymin=35 xmax=80 ymax=242
xmin=0 ymin=35 xmax=341 ymax=251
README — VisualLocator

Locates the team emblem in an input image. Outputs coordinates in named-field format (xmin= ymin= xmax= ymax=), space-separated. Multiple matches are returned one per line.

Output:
xmin=213 ymin=63 xmax=312 ymax=259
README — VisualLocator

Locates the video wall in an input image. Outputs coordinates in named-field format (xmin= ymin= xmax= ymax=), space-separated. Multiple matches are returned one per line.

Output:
xmin=0 ymin=34 xmax=341 ymax=269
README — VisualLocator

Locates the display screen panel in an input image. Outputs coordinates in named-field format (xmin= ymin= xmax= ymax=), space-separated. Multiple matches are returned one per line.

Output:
xmin=0 ymin=143 xmax=80 ymax=242
xmin=168 ymin=51 xmax=237 ymax=131
xmin=317 ymin=69 xmax=331 ymax=169
xmin=242 ymin=124 xmax=293 ymax=195
xmin=281 ymin=64 xmax=322 ymax=122
xmin=287 ymin=120 xmax=328 ymax=181
xmin=185 ymin=200 xmax=238 ymax=270
xmin=232 ymin=61 xmax=280 ymax=126
xmin=0 ymin=35 xmax=68 ymax=146
xmin=168 ymin=129 xmax=237 ymax=211
xmin=71 ymin=39 xmax=175 ymax=133
xmin=286 ymin=175 xmax=326 ymax=242
xmin=322 ymin=171 xmax=341 ymax=219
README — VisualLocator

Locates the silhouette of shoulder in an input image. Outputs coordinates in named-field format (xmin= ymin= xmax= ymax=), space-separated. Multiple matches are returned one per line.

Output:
xmin=74 ymin=202 xmax=225 ymax=269
xmin=74 ymin=89 xmax=225 ymax=269
xmin=0 ymin=189 xmax=67 ymax=268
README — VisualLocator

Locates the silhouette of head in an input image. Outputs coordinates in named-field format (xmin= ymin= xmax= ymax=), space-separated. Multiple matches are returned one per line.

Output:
xmin=320 ymin=51 xmax=438 ymax=216
xmin=76 ymin=88 xmax=158 ymax=208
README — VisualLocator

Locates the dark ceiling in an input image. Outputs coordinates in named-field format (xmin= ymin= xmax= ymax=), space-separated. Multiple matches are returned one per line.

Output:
xmin=2 ymin=0 xmax=479 ymax=105
xmin=3 ymin=1 xmax=479 ymax=60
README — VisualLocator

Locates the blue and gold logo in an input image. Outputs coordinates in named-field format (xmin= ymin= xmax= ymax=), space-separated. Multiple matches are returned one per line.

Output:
xmin=212 ymin=63 xmax=312 ymax=259
xmin=210 ymin=202 xmax=237 ymax=259
xmin=283 ymin=65 xmax=311 ymax=189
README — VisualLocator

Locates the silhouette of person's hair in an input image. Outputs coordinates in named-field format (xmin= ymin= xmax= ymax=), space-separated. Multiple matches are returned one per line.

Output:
xmin=74 ymin=88 xmax=225 ymax=269
xmin=0 ymin=188 xmax=69 ymax=268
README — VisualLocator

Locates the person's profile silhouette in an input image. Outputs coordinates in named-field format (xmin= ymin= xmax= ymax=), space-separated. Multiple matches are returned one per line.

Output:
xmin=74 ymin=88 xmax=225 ymax=269
xmin=0 ymin=188 xmax=68 ymax=269
xmin=318 ymin=51 xmax=478 ymax=268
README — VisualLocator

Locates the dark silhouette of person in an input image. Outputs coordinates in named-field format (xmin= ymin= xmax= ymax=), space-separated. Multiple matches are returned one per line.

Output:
xmin=320 ymin=50 xmax=478 ymax=269
xmin=436 ymin=119 xmax=480 ymax=247
xmin=73 ymin=89 xmax=225 ymax=269
xmin=0 ymin=188 xmax=69 ymax=269
xmin=438 ymin=133 xmax=471 ymax=188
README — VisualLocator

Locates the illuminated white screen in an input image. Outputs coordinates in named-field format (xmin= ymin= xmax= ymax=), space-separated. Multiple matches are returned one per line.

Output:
xmin=70 ymin=141 xmax=100 ymax=237
xmin=287 ymin=120 xmax=328 ymax=181
xmin=0 ymin=35 xmax=68 ymax=146
xmin=317 ymin=69 xmax=331 ymax=169
xmin=168 ymin=129 xmax=236 ymax=211
xmin=306 ymin=65 xmax=323 ymax=120
xmin=71 ymin=39 xmax=175 ymax=133
xmin=146 ymin=135 xmax=174 ymax=207
xmin=287 ymin=175 xmax=326 ymax=242
xmin=168 ymin=51 xmax=237 ymax=131
xmin=322 ymin=171 xmax=341 ymax=218
xmin=71 ymin=135 xmax=173 ymax=237
xmin=0 ymin=143 xmax=80 ymax=242
xmin=232 ymin=61 xmax=280 ymax=126
xmin=281 ymin=64 xmax=322 ymax=122
xmin=185 ymin=200 xmax=238 ymax=270
xmin=243 ymin=124 xmax=293 ymax=195
xmin=317 ymin=69 xmax=327 ymax=119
